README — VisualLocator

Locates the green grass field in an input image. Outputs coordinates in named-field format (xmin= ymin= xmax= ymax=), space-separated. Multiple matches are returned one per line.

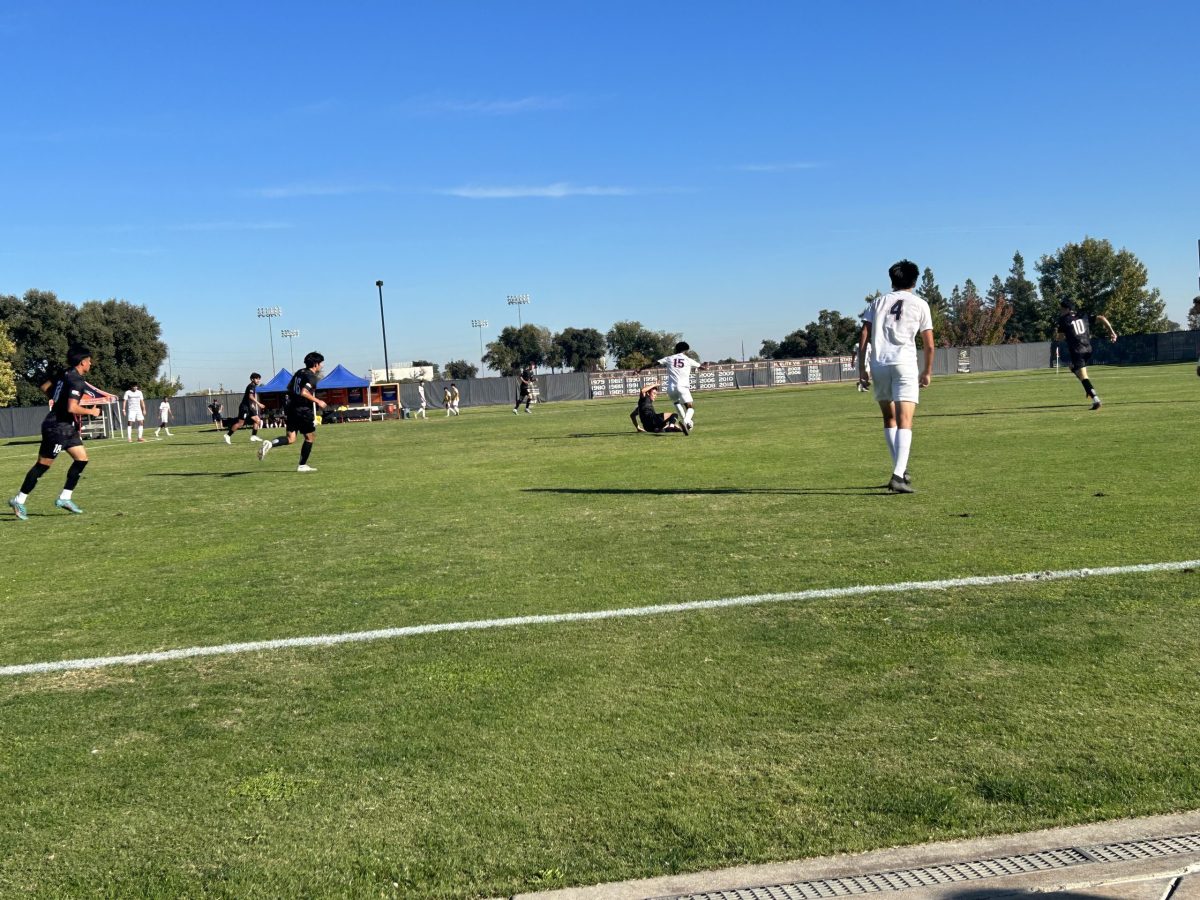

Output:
xmin=2 ymin=364 xmax=1198 ymax=898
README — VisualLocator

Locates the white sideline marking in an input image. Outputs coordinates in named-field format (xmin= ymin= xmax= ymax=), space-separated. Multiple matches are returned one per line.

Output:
xmin=2 ymin=560 xmax=1197 ymax=678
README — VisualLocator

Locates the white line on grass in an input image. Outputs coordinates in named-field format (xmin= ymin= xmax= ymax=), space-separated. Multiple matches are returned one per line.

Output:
xmin=3 ymin=559 xmax=1197 ymax=678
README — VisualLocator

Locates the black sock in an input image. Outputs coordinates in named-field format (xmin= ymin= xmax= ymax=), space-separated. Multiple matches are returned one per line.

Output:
xmin=65 ymin=459 xmax=88 ymax=491
xmin=20 ymin=462 xmax=50 ymax=495
xmin=1082 ymin=378 xmax=1095 ymax=398
xmin=251 ymin=428 xmax=258 ymax=436
xmin=299 ymin=442 xmax=313 ymax=465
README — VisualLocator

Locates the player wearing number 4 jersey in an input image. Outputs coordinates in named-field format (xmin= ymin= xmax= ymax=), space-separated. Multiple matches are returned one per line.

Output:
xmin=858 ymin=260 xmax=935 ymax=494
xmin=1056 ymin=299 xmax=1117 ymax=410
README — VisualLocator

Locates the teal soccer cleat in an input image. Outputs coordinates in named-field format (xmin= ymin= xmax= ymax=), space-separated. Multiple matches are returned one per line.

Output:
xmin=9 ymin=497 xmax=27 ymax=520
xmin=55 ymin=498 xmax=84 ymax=514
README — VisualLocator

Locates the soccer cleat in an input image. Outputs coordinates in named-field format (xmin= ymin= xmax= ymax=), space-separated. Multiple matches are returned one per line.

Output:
xmin=223 ymin=433 xmax=232 ymax=445
xmin=9 ymin=497 xmax=27 ymax=521
xmin=249 ymin=435 xmax=262 ymax=442
xmin=525 ymin=408 xmax=532 ymax=414
xmin=513 ymin=408 xmax=519 ymax=414
xmin=137 ymin=438 xmax=147 ymax=442
xmin=297 ymin=464 xmax=316 ymax=472
xmin=887 ymin=474 xmax=915 ymax=494
xmin=257 ymin=440 xmax=272 ymax=461
xmin=1091 ymin=396 xmax=1102 ymax=410
xmin=55 ymin=498 xmax=84 ymax=514
xmin=681 ymin=419 xmax=692 ymax=435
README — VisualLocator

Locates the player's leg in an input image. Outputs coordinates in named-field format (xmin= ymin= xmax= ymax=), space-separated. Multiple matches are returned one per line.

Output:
xmin=873 ymin=368 xmax=899 ymax=467
xmin=888 ymin=369 xmax=919 ymax=493
xmin=126 ymin=421 xmax=133 ymax=441
xmin=11 ymin=445 xmax=58 ymax=518
xmin=137 ymin=418 xmax=145 ymax=441
xmin=55 ymin=444 xmax=89 ymax=513
xmin=249 ymin=414 xmax=262 ymax=441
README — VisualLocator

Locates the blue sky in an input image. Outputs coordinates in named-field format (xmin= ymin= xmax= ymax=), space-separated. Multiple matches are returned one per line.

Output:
xmin=3 ymin=1 xmax=1198 ymax=391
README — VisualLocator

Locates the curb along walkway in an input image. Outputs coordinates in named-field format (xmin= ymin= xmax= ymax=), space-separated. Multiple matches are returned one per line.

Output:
xmin=514 ymin=812 xmax=1200 ymax=900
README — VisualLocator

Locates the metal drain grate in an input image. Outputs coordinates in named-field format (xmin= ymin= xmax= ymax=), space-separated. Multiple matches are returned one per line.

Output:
xmin=650 ymin=833 xmax=1200 ymax=900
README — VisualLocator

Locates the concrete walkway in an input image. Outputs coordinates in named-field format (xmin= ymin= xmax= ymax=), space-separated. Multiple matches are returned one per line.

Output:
xmin=515 ymin=811 xmax=1200 ymax=900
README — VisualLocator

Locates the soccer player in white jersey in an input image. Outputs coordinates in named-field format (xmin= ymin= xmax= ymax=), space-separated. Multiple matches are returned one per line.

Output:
xmin=858 ymin=260 xmax=935 ymax=494
xmin=155 ymin=399 xmax=173 ymax=437
xmin=123 ymin=384 xmax=147 ymax=442
xmin=648 ymin=341 xmax=704 ymax=435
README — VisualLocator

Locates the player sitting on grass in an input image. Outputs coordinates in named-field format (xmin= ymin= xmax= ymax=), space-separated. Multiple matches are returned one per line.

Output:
xmin=630 ymin=384 xmax=682 ymax=434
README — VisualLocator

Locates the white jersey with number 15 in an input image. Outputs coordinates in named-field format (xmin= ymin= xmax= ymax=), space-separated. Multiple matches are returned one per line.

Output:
xmin=657 ymin=353 xmax=700 ymax=392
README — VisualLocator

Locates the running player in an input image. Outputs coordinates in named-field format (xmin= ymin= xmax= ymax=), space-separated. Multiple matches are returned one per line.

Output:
xmin=1055 ymin=300 xmax=1117 ymax=410
xmin=224 ymin=372 xmax=265 ymax=443
xmin=123 ymin=383 xmax=146 ymax=442
xmin=9 ymin=346 xmax=104 ymax=519
xmin=155 ymin=398 xmax=173 ymax=437
xmin=858 ymin=259 xmax=935 ymax=494
xmin=514 ymin=365 xmax=535 ymax=414
xmin=257 ymin=353 xmax=326 ymax=472
xmin=646 ymin=341 xmax=703 ymax=435
xmin=630 ymin=384 xmax=681 ymax=433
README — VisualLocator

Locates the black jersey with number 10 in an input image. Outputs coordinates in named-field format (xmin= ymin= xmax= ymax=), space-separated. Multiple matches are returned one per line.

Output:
xmin=1058 ymin=311 xmax=1093 ymax=355
xmin=286 ymin=368 xmax=318 ymax=411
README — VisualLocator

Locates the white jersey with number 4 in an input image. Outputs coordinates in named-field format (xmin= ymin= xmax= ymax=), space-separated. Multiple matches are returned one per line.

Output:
xmin=861 ymin=290 xmax=933 ymax=368
xmin=657 ymin=353 xmax=701 ymax=393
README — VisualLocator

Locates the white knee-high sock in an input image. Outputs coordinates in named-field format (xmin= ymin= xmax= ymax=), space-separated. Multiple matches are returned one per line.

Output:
xmin=893 ymin=428 xmax=912 ymax=477
xmin=126 ymin=425 xmax=132 ymax=440
xmin=137 ymin=424 xmax=144 ymax=439
xmin=884 ymin=426 xmax=898 ymax=464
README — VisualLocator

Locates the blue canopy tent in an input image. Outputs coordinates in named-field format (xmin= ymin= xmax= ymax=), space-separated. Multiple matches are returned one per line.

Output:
xmin=257 ymin=368 xmax=293 ymax=393
xmin=313 ymin=365 xmax=381 ymax=421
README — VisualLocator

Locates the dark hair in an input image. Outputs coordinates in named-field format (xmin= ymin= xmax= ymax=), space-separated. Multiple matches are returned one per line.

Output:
xmin=250 ymin=372 xmax=262 ymax=380
xmin=1059 ymin=298 xmax=1075 ymax=310
xmin=303 ymin=352 xmax=324 ymax=368
xmin=67 ymin=345 xmax=92 ymax=367
xmin=889 ymin=260 xmax=920 ymax=290
xmin=674 ymin=341 xmax=690 ymax=354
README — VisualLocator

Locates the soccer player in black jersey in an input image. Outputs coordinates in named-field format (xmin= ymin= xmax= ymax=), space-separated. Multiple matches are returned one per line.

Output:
xmin=630 ymin=384 xmax=681 ymax=433
xmin=223 ymin=372 xmax=264 ymax=444
xmin=1056 ymin=300 xmax=1117 ymax=410
xmin=257 ymin=352 xmax=327 ymax=472
xmin=9 ymin=346 xmax=104 ymax=519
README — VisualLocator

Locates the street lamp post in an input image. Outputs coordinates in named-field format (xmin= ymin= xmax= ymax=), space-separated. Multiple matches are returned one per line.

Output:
xmin=256 ymin=307 xmax=282 ymax=371
xmin=471 ymin=319 xmax=489 ymax=366
xmin=506 ymin=293 xmax=530 ymax=326
xmin=375 ymin=280 xmax=391 ymax=382
xmin=280 ymin=329 xmax=299 ymax=371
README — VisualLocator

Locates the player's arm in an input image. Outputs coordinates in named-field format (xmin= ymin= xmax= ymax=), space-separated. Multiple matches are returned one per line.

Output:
xmin=299 ymin=387 xmax=326 ymax=409
xmin=1095 ymin=314 xmax=1118 ymax=342
xmin=919 ymin=328 xmax=934 ymax=388
xmin=630 ymin=408 xmax=643 ymax=432
xmin=67 ymin=395 xmax=103 ymax=417
xmin=857 ymin=321 xmax=871 ymax=386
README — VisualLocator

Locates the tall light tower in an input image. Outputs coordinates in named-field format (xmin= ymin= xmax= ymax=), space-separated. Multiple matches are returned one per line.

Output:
xmin=280 ymin=329 xmax=299 ymax=371
xmin=256 ymin=306 xmax=282 ymax=371
xmin=376 ymin=280 xmax=391 ymax=382
xmin=506 ymin=293 xmax=530 ymax=326
xmin=471 ymin=319 xmax=489 ymax=366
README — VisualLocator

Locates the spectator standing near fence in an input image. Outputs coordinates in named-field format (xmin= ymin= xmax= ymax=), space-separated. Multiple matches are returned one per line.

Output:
xmin=224 ymin=373 xmax=265 ymax=443
xmin=155 ymin=399 xmax=173 ymax=437
xmin=258 ymin=352 xmax=327 ymax=472
xmin=9 ymin=346 xmax=102 ymax=519
xmin=124 ymin=384 xmax=147 ymax=442
xmin=1055 ymin=299 xmax=1116 ymax=410
xmin=858 ymin=259 xmax=934 ymax=494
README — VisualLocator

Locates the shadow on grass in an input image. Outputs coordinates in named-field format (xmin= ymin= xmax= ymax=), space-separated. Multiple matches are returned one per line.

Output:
xmin=146 ymin=471 xmax=259 ymax=478
xmin=530 ymin=432 xmax=649 ymax=440
xmin=925 ymin=398 xmax=1200 ymax=418
xmin=525 ymin=485 xmax=890 ymax=496
xmin=3 ymin=439 xmax=40 ymax=447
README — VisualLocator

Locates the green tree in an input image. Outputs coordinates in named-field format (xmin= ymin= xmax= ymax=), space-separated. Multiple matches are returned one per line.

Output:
xmin=0 ymin=322 xmax=17 ymax=406
xmin=1188 ymin=298 xmax=1200 ymax=331
xmin=758 ymin=339 xmax=779 ymax=359
xmin=443 ymin=359 xmax=478 ymax=380
xmin=554 ymin=327 xmax=607 ymax=371
xmin=73 ymin=299 xmax=168 ymax=391
xmin=803 ymin=309 xmax=860 ymax=356
xmin=605 ymin=321 xmax=680 ymax=370
xmin=942 ymin=279 xmax=1013 ymax=346
xmin=0 ymin=289 xmax=75 ymax=405
xmin=536 ymin=326 xmax=563 ymax=372
xmin=1003 ymin=252 xmax=1046 ymax=341
xmin=1036 ymin=237 xmax=1168 ymax=334
xmin=917 ymin=269 xmax=949 ymax=341
xmin=483 ymin=324 xmax=545 ymax=375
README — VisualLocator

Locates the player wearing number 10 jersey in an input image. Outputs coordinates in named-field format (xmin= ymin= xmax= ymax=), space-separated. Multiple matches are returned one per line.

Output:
xmin=858 ymin=260 xmax=935 ymax=494
xmin=1056 ymin=299 xmax=1117 ymax=410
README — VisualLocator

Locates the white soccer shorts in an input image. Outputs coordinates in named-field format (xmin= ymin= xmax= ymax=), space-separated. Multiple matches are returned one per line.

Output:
xmin=871 ymin=363 xmax=920 ymax=404
xmin=668 ymin=387 xmax=694 ymax=406
xmin=127 ymin=411 xmax=145 ymax=422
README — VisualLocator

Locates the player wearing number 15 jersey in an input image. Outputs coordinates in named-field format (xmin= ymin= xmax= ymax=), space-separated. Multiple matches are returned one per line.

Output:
xmin=649 ymin=342 xmax=704 ymax=435
xmin=1056 ymin=299 xmax=1117 ymax=410
xmin=858 ymin=260 xmax=935 ymax=494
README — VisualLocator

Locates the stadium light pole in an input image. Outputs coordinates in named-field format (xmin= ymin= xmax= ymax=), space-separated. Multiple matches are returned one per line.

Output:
xmin=280 ymin=329 xmax=299 ymax=371
xmin=256 ymin=306 xmax=282 ymax=372
xmin=506 ymin=293 xmax=530 ymax=326
xmin=376 ymin=280 xmax=391 ymax=382
xmin=471 ymin=319 xmax=488 ymax=366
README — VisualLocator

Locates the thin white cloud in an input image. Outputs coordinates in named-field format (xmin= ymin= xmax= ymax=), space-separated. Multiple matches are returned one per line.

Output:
xmin=442 ymin=182 xmax=634 ymax=199
xmin=736 ymin=161 xmax=824 ymax=172
xmin=403 ymin=95 xmax=572 ymax=116
xmin=250 ymin=183 xmax=391 ymax=199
